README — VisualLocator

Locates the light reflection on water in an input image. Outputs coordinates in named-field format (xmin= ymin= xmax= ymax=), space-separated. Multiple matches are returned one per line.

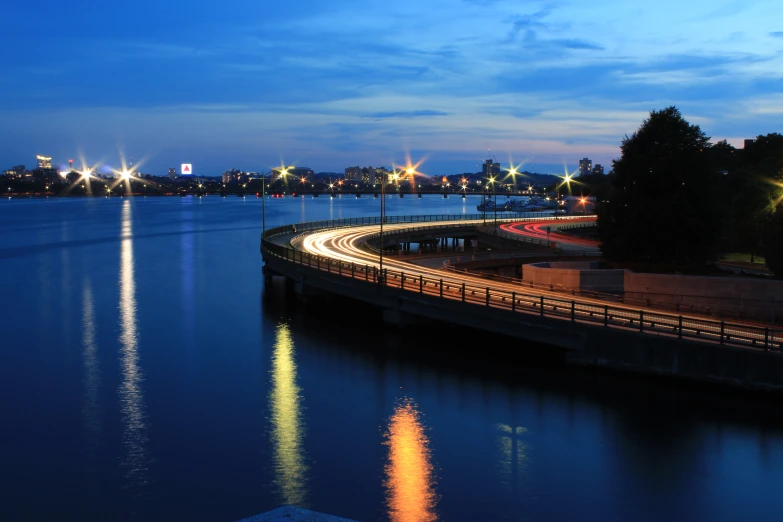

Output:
xmin=269 ymin=323 xmax=309 ymax=506
xmin=384 ymin=399 xmax=438 ymax=522
xmin=496 ymin=424 xmax=529 ymax=497
xmin=81 ymin=278 xmax=102 ymax=452
xmin=118 ymin=200 xmax=151 ymax=489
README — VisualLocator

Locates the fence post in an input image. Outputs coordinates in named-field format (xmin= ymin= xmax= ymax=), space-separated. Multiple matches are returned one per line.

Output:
xmin=512 ymin=292 xmax=516 ymax=312
xmin=720 ymin=321 xmax=725 ymax=344
xmin=338 ymin=261 xmax=342 ymax=276
xmin=440 ymin=279 xmax=443 ymax=298
xmin=571 ymin=301 xmax=575 ymax=322
xmin=486 ymin=287 xmax=490 ymax=306
xmin=639 ymin=310 xmax=644 ymax=332
xmin=462 ymin=283 xmax=466 ymax=302
xmin=420 ymin=275 xmax=423 ymax=293
xmin=678 ymin=316 xmax=683 ymax=339
xmin=317 ymin=256 xmax=320 ymax=270
xmin=328 ymin=258 xmax=331 ymax=273
xmin=351 ymin=263 xmax=355 ymax=279
xmin=765 ymin=328 xmax=770 ymax=351
xmin=604 ymin=305 xmax=609 ymax=326
xmin=540 ymin=296 xmax=544 ymax=316
xmin=401 ymin=272 xmax=405 ymax=289
xmin=365 ymin=265 xmax=369 ymax=281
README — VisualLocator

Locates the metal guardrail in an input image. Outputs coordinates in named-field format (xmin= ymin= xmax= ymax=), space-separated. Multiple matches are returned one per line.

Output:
xmin=558 ymin=222 xmax=597 ymax=231
xmin=261 ymin=218 xmax=782 ymax=352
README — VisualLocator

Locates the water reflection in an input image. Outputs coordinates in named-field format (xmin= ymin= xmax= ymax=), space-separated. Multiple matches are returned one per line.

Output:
xmin=81 ymin=279 xmax=102 ymax=451
xmin=384 ymin=399 xmax=438 ymax=522
xmin=269 ymin=323 xmax=308 ymax=506
xmin=496 ymin=424 xmax=529 ymax=495
xmin=118 ymin=200 xmax=150 ymax=489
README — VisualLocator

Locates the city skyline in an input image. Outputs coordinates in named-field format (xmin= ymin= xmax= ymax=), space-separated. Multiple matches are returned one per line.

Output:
xmin=3 ymin=1 xmax=782 ymax=174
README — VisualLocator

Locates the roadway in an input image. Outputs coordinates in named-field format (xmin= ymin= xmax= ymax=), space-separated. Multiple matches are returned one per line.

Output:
xmin=290 ymin=217 xmax=777 ymax=347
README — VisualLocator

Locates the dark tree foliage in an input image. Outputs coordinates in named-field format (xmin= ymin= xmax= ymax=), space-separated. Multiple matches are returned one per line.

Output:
xmin=573 ymin=171 xmax=615 ymax=202
xmin=723 ymin=133 xmax=783 ymax=257
xmin=764 ymin=203 xmax=783 ymax=278
xmin=598 ymin=107 xmax=722 ymax=263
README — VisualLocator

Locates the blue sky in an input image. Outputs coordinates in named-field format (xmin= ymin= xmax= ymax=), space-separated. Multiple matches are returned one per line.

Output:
xmin=2 ymin=0 xmax=782 ymax=175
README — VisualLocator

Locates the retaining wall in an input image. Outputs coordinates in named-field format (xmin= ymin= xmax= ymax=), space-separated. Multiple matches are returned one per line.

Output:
xmin=522 ymin=261 xmax=625 ymax=293
xmin=521 ymin=261 xmax=783 ymax=321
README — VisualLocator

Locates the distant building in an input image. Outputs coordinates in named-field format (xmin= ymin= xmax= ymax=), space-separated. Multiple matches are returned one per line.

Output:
xmin=36 ymin=155 xmax=52 ymax=169
xmin=591 ymin=164 xmax=604 ymax=175
xmin=3 ymin=165 xmax=26 ymax=178
xmin=579 ymin=158 xmax=592 ymax=177
xmin=345 ymin=166 xmax=361 ymax=181
xmin=32 ymin=167 xmax=59 ymax=184
xmin=345 ymin=166 xmax=379 ymax=184
xmin=482 ymin=159 xmax=500 ymax=177
xmin=168 ymin=168 xmax=177 ymax=179
xmin=565 ymin=195 xmax=596 ymax=215
xmin=222 ymin=168 xmax=246 ymax=184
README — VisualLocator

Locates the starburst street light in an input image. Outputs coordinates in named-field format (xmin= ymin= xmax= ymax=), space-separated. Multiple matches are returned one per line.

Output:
xmin=503 ymin=162 xmax=524 ymax=192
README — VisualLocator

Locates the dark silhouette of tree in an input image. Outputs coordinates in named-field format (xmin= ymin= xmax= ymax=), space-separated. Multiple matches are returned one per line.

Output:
xmin=723 ymin=134 xmax=783 ymax=259
xmin=574 ymin=171 xmax=614 ymax=202
xmin=598 ymin=107 xmax=722 ymax=264
xmin=764 ymin=203 xmax=783 ymax=278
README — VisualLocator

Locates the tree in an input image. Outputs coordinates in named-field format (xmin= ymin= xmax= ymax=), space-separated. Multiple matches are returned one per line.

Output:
xmin=723 ymin=134 xmax=783 ymax=259
xmin=764 ymin=203 xmax=783 ymax=278
xmin=598 ymin=107 xmax=722 ymax=264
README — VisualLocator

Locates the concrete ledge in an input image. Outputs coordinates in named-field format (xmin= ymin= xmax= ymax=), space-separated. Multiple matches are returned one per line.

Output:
xmin=237 ymin=506 xmax=357 ymax=522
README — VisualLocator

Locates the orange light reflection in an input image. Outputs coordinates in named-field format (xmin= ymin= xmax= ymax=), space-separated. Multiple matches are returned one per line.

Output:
xmin=384 ymin=399 xmax=437 ymax=522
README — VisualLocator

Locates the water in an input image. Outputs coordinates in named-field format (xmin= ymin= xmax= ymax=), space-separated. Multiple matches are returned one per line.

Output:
xmin=2 ymin=195 xmax=783 ymax=522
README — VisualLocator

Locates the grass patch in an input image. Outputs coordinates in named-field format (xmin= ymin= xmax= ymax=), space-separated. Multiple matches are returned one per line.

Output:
xmin=720 ymin=252 xmax=766 ymax=265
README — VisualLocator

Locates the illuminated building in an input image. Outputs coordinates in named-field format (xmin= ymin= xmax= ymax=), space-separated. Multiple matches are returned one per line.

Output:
xmin=344 ymin=166 xmax=361 ymax=181
xmin=592 ymin=164 xmax=604 ymax=175
xmin=222 ymin=168 xmax=246 ymax=184
xmin=579 ymin=157 xmax=592 ymax=177
xmin=482 ymin=159 xmax=500 ymax=176
xmin=168 ymin=168 xmax=177 ymax=179
xmin=36 ymin=155 xmax=52 ymax=169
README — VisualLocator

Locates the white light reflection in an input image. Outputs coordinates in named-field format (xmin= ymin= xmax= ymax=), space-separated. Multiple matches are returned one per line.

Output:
xmin=496 ymin=424 xmax=529 ymax=495
xmin=269 ymin=323 xmax=308 ymax=506
xmin=81 ymin=278 xmax=102 ymax=451
xmin=118 ymin=199 xmax=150 ymax=489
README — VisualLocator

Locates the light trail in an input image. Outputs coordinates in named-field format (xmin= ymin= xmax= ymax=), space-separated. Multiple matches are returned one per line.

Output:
xmin=499 ymin=218 xmax=599 ymax=249
xmin=295 ymin=218 xmax=776 ymax=340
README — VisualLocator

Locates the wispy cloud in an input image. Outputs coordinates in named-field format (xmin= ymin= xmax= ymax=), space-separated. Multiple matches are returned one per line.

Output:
xmin=365 ymin=110 xmax=448 ymax=119
xmin=1 ymin=0 xmax=782 ymax=174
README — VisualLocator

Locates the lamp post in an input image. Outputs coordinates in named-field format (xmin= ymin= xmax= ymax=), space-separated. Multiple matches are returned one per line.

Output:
xmin=379 ymin=171 xmax=388 ymax=285
xmin=262 ymin=172 xmax=266 ymax=235
xmin=488 ymin=175 xmax=497 ymax=234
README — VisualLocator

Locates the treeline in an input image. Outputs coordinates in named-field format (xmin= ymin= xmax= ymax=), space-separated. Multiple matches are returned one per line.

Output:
xmin=578 ymin=107 xmax=782 ymax=276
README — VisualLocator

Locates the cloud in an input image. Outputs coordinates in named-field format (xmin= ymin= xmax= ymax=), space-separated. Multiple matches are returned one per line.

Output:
xmin=771 ymin=31 xmax=783 ymax=38
xmin=364 ymin=110 xmax=449 ymax=119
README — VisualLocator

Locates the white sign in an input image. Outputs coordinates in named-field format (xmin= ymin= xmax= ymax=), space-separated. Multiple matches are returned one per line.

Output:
xmin=181 ymin=163 xmax=192 ymax=175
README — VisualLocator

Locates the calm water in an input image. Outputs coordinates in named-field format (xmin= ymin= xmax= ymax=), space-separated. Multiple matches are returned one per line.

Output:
xmin=2 ymin=195 xmax=783 ymax=522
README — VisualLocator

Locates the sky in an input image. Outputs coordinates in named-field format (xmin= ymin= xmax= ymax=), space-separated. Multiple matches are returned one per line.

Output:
xmin=2 ymin=0 xmax=782 ymax=176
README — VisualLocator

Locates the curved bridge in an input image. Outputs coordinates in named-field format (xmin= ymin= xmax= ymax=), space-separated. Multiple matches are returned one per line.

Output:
xmin=261 ymin=215 xmax=783 ymax=391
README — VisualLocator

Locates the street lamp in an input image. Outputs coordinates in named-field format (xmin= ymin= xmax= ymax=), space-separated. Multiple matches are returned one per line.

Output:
xmin=488 ymin=175 xmax=497 ymax=233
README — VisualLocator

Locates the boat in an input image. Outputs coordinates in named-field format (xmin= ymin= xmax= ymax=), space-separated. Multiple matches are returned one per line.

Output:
xmin=477 ymin=197 xmax=500 ymax=212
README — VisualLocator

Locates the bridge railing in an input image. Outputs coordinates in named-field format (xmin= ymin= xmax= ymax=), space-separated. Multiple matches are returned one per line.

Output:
xmin=261 ymin=230 xmax=781 ymax=352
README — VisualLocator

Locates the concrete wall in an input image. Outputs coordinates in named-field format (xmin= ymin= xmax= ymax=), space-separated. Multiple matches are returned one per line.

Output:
xmin=625 ymin=272 xmax=783 ymax=321
xmin=523 ymin=262 xmax=625 ymax=292
xmin=521 ymin=261 xmax=783 ymax=321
